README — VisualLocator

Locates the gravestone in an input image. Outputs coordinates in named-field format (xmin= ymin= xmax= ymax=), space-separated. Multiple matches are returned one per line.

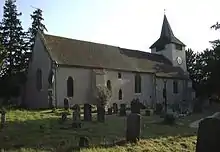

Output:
xmin=0 ymin=110 xmax=6 ymax=129
xmin=72 ymin=104 xmax=81 ymax=128
xmin=61 ymin=112 xmax=67 ymax=122
xmin=196 ymin=116 xmax=220 ymax=152
xmin=107 ymin=107 xmax=112 ymax=115
xmin=155 ymin=103 xmax=163 ymax=114
xmin=84 ymin=104 xmax=92 ymax=121
xmin=97 ymin=105 xmax=105 ymax=122
xmin=78 ymin=136 xmax=89 ymax=148
xmin=64 ymin=98 xmax=70 ymax=110
xmin=145 ymin=109 xmax=153 ymax=116
xmin=48 ymin=90 xmax=54 ymax=109
xmin=113 ymin=103 xmax=118 ymax=114
xmin=126 ymin=113 xmax=141 ymax=143
xmin=119 ymin=104 xmax=126 ymax=116
xmin=131 ymin=99 xmax=140 ymax=114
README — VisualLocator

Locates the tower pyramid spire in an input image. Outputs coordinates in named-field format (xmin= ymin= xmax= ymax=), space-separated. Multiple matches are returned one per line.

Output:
xmin=150 ymin=14 xmax=185 ymax=50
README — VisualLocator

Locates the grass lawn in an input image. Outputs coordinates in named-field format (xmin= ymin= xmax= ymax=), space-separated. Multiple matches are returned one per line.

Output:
xmin=0 ymin=107 xmax=218 ymax=152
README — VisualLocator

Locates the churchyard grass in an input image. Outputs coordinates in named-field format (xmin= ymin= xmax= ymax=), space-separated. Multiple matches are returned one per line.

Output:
xmin=0 ymin=108 xmax=215 ymax=152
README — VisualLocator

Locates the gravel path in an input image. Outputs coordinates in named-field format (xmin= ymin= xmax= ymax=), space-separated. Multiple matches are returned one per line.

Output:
xmin=189 ymin=112 xmax=220 ymax=128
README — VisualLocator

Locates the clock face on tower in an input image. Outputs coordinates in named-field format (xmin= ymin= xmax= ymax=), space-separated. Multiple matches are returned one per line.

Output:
xmin=176 ymin=57 xmax=183 ymax=65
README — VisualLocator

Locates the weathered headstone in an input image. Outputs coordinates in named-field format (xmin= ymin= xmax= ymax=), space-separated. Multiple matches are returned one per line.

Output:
xmin=126 ymin=113 xmax=141 ymax=143
xmin=0 ymin=110 xmax=6 ymax=129
xmin=196 ymin=117 xmax=220 ymax=152
xmin=48 ymin=90 xmax=55 ymax=110
xmin=131 ymin=99 xmax=140 ymax=114
xmin=155 ymin=103 xmax=163 ymax=114
xmin=61 ymin=112 xmax=67 ymax=122
xmin=97 ymin=105 xmax=105 ymax=122
xmin=78 ymin=136 xmax=89 ymax=148
xmin=113 ymin=103 xmax=118 ymax=114
xmin=64 ymin=98 xmax=70 ymax=110
xmin=145 ymin=109 xmax=153 ymax=116
xmin=72 ymin=104 xmax=81 ymax=128
xmin=84 ymin=104 xmax=92 ymax=121
xmin=107 ymin=107 xmax=112 ymax=115
xmin=119 ymin=104 xmax=126 ymax=116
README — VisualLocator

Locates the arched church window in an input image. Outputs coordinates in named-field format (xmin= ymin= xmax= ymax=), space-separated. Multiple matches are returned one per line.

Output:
xmin=107 ymin=80 xmax=111 ymax=91
xmin=67 ymin=76 xmax=74 ymax=97
xmin=118 ymin=73 xmax=122 ymax=79
xmin=36 ymin=68 xmax=42 ymax=91
xmin=135 ymin=73 xmax=141 ymax=93
xmin=118 ymin=89 xmax=122 ymax=100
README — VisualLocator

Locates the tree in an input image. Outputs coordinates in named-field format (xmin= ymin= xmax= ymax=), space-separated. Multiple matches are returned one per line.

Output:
xmin=0 ymin=0 xmax=27 ymax=76
xmin=28 ymin=8 xmax=47 ymax=54
xmin=0 ymin=42 xmax=6 ymax=72
xmin=95 ymin=85 xmax=112 ymax=107
xmin=186 ymin=49 xmax=204 ymax=96
xmin=186 ymin=49 xmax=196 ymax=83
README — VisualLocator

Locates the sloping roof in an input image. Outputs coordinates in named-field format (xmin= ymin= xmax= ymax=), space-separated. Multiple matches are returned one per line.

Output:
xmin=150 ymin=15 xmax=185 ymax=49
xmin=39 ymin=33 xmax=188 ymax=79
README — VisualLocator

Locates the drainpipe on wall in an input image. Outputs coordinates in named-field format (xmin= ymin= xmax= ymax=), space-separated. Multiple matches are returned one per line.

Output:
xmin=52 ymin=60 xmax=58 ymax=108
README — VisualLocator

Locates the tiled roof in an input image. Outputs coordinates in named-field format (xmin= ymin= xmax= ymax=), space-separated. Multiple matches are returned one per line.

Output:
xmin=39 ymin=33 xmax=188 ymax=79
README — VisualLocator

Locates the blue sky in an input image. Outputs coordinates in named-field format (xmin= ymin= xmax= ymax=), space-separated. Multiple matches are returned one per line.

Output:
xmin=0 ymin=0 xmax=219 ymax=52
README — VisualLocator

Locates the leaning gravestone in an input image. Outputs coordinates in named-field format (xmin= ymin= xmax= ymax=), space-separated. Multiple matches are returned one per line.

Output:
xmin=78 ymin=136 xmax=89 ymax=148
xmin=126 ymin=113 xmax=141 ymax=143
xmin=196 ymin=116 xmax=220 ymax=152
xmin=119 ymin=104 xmax=126 ymax=116
xmin=0 ymin=109 xmax=6 ymax=129
xmin=72 ymin=104 xmax=81 ymax=128
xmin=107 ymin=107 xmax=112 ymax=115
xmin=84 ymin=104 xmax=92 ymax=121
xmin=113 ymin=103 xmax=118 ymax=114
xmin=64 ymin=98 xmax=70 ymax=110
xmin=131 ymin=99 xmax=140 ymax=114
xmin=97 ymin=105 xmax=105 ymax=122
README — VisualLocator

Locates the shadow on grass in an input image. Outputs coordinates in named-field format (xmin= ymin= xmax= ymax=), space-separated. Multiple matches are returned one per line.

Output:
xmin=0 ymin=113 xmax=198 ymax=152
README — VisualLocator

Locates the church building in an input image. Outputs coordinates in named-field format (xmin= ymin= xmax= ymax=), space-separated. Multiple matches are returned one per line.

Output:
xmin=24 ymin=14 xmax=194 ymax=109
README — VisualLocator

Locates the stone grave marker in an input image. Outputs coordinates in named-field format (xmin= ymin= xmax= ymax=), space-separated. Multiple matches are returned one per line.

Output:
xmin=72 ymin=104 xmax=81 ymax=128
xmin=84 ymin=104 xmax=92 ymax=121
xmin=97 ymin=105 xmax=105 ymax=122
xmin=131 ymin=99 xmax=140 ymax=114
xmin=0 ymin=110 xmax=6 ymax=129
xmin=126 ymin=113 xmax=141 ymax=143
xmin=119 ymin=104 xmax=126 ymax=116
xmin=196 ymin=116 xmax=220 ymax=152
xmin=107 ymin=107 xmax=112 ymax=115
xmin=64 ymin=98 xmax=70 ymax=110
xmin=113 ymin=103 xmax=118 ymax=114
xmin=61 ymin=112 xmax=67 ymax=123
xmin=78 ymin=136 xmax=89 ymax=148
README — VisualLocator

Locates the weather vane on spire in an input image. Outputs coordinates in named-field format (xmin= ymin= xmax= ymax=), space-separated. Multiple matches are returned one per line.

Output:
xmin=164 ymin=9 xmax=166 ymax=15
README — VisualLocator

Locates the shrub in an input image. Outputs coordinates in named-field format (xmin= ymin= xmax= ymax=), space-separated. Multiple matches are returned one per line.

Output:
xmin=95 ymin=85 xmax=112 ymax=107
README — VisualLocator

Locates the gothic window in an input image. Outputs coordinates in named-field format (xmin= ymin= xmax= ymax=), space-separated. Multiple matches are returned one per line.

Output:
xmin=175 ymin=44 xmax=182 ymax=50
xmin=67 ymin=77 xmax=74 ymax=97
xmin=135 ymin=73 xmax=141 ymax=93
xmin=173 ymin=80 xmax=178 ymax=94
xmin=118 ymin=72 xmax=122 ymax=79
xmin=36 ymin=68 xmax=42 ymax=91
xmin=107 ymin=80 xmax=111 ymax=91
xmin=118 ymin=89 xmax=122 ymax=100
